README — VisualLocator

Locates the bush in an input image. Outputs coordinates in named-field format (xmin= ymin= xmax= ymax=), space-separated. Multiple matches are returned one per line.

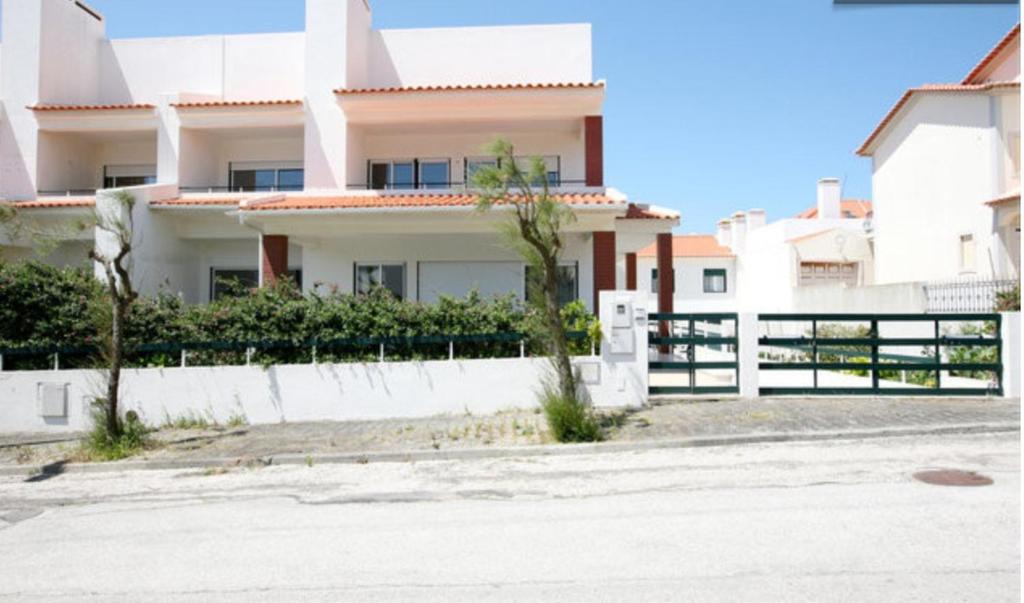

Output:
xmin=0 ymin=263 xmax=601 ymax=367
xmin=995 ymin=285 xmax=1020 ymax=312
xmin=538 ymin=378 xmax=602 ymax=443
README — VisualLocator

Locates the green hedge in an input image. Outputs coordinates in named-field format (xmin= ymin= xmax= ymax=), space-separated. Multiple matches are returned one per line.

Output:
xmin=0 ymin=261 xmax=599 ymax=369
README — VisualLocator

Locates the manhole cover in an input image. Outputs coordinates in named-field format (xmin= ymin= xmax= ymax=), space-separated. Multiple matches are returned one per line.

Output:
xmin=913 ymin=469 xmax=993 ymax=487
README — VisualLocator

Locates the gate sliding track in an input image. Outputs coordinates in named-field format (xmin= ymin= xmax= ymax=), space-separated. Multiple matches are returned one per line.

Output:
xmin=648 ymin=313 xmax=739 ymax=395
xmin=758 ymin=313 xmax=1002 ymax=396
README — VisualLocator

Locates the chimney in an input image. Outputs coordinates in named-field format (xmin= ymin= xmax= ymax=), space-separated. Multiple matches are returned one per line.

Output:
xmin=716 ymin=219 xmax=732 ymax=247
xmin=730 ymin=211 xmax=747 ymax=254
xmin=747 ymin=208 xmax=766 ymax=230
xmin=817 ymin=178 xmax=841 ymax=220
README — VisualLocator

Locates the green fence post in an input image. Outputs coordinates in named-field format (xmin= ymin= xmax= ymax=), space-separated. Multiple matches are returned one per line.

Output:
xmin=870 ymin=318 xmax=879 ymax=392
xmin=934 ymin=318 xmax=942 ymax=390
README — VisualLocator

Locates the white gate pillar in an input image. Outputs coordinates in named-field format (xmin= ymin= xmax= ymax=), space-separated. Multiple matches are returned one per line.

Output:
xmin=738 ymin=312 xmax=760 ymax=399
xmin=1001 ymin=312 xmax=1020 ymax=399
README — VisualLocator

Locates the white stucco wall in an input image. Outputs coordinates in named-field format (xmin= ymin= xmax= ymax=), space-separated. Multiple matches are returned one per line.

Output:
xmin=871 ymin=91 xmax=1016 ymax=284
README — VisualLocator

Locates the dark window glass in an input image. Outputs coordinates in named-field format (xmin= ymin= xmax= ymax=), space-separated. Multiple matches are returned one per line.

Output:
xmin=651 ymin=268 xmax=676 ymax=293
xmin=278 ymin=169 xmax=304 ymax=191
xmin=211 ymin=268 xmax=301 ymax=300
xmin=466 ymin=159 xmax=497 ymax=186
xmin=703 ymin=269 xmax=727 ymax=293
xmin=391 ymin=162 xmax=414 ymax=189
xmin=370 ymin=163 xmax=389 ymax=190
xmin=420 ymin=161 xmax=449 ymax=189
xmin=356 ymin=263 xmax=405 ymax=299
xmin=525 ymin=264 xmax=578 ymax=307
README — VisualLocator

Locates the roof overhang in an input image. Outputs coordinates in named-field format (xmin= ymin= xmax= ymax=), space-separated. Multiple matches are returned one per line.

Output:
xmin=172 ymin=100 xmax=305 ymax=129
xmin=336 ymin=82 xmax=605 ymax=124
xmin=789 ymin=228 xmax=872 ymax=262
xmin=29 ymin=104 xmax=158 ymax=132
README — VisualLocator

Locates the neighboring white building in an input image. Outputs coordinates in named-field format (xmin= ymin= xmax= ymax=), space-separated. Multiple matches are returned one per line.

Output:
xmin=0 ymin=0 xmax=678 ymax=312
xmin=857 ymin=23 xmax=1020 ymax=286
xmin=635 ymin=178 xmax=874 ymax=313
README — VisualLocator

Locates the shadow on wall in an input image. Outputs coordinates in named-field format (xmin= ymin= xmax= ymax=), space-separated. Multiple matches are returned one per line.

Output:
xmin=367 ymin=32 xmax=400 ymax=88
xmin=98 ymin=41 xmax=133 ymax=104
xmin=0 ymin=103 xmax=35 ymax=199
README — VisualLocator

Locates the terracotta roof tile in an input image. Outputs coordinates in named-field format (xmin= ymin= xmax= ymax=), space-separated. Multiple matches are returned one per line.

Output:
xmin=637 ymin=235 xmax=734 ymax=258
xmin=243 ymin=192 xmax=622 ymax=211
xmin=856 ymin=81 xmax=1019 ymax=156
xmin=962 ymin=23 xmax=1020 ymax=85
xmin=28 ymin=103 xmax=156 ymax=112
xmin=984 ymin=192 xmax=1020 ymax=207
xmin=796 ymin=200 xmax=873 ymax=219
xmin=3 ymin=197 xmax=95 ymax=209
xmin=171 ymin=99 xmax=303 ymax=109
xmin=334 ymin=82 xmax=604 ymax=95
xmin=618 ymin=204 xmax=677 ymax=220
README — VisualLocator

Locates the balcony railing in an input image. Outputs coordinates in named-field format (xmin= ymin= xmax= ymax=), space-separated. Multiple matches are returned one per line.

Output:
xmin=925 ymin=278 xmax=1018 ymax=313
xmin=345 ymin=178 xmax=588 ymax=191
xmin=179 ymin=185 xmax=305 ymax=194
xmin=37 ymin=189 xmax=98 ymax=197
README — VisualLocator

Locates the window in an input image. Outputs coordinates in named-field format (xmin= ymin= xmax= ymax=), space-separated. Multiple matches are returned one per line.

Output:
xmin=103 ymin=165 xmax=156 ymax=189
xmin=419 ymin=160 xmax=450 ymax=189
xmin=959 ymin=234 xmax=976 ymax=273
xmin=369 ymin=160 xmax=416 ymax=190
xmin=650 ymin=268 xmax=676 ymax=294
xmin=798 ymin=262 xmax=856 ymax=287
xmin=703 ymin=269 xmax=727 ymax=293
xmin=210 ymin=268 xmax=302 ymax=300
xmin=355 ymin=262 xmax=406 ymax=299
xmin=525 ymin=263 xmax=579 ymax=308
xmin=514 ymin=156 xmax=561 ymax=186
xmin=230 ymin=162 xmax=304 ymax=192
xmin=465 ymin=158 xmax=498 ymax=186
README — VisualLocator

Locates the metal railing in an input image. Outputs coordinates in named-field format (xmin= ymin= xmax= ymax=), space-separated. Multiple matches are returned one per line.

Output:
xmin=0 ymin=331 xmax=592 ymax=372
xmin=925 ymin=278 xmax=1017 ymax=313
xmin=648 ymin=313 xmax=739 ymax=395
xmin=758 ymin=313 xmax=1002 ymax=396
xmin=344 ymin=179 xmax=588 ymax=191
xmin=178 ymin=185 xmax=305 ymax=194
xmin=36 ymin=189 xmax=98 ymax=197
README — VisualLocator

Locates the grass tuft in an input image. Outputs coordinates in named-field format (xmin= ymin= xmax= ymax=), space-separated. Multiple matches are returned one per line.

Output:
xmin=538 ymin=380 xmax=602 ymax=443
xmin=79 ymin=403 xmax=152 ymax=462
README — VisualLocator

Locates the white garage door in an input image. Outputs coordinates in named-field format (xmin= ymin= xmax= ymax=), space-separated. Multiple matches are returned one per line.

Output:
xmin=418 ymin=262 xmax=524 ymax=303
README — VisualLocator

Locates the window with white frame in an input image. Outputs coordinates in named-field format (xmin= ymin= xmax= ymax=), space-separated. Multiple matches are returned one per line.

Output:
xmin=959 ymin=234 xmax=976 ymax=273
xmin=703 ymin=269 xmax=727 ymax=293
xmin=355 ymin=262 xmax=406 ymax=299
xmin=465 ymin=157 xmax=499 ymax=187
xmin=229 ymin=161 xmax=304 ymax=192
xmin=103 ymin=165 xmax=156 ymax=189
xmin=369 ymin=160 xmax=415 ymax=190
xmin=419 ymin=159 xmax=450 ymax=189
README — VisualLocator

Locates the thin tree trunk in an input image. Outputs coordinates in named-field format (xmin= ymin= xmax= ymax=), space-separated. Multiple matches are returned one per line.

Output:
xmin=106 ymin=298 xmax=126 ymax=438
xmin=542 ymin=253 xmax=576 ymax=402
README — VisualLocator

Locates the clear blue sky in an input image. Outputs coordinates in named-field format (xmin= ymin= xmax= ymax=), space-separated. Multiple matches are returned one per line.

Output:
xmin=75 ymin=1 xmax=1022 ymax=230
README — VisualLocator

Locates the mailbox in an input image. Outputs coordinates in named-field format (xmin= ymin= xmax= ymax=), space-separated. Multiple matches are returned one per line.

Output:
xmin=610 ymin=298 xmax=635 ymax=354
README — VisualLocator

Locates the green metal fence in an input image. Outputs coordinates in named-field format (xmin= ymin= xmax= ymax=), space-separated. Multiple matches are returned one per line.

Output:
xmin=0 ymin=331 xmax=592 ymax=371
xmin=648 ymin=313 xmax=739 ymax=395
xmin=758 ymin=313 xmax=1002 ymax=396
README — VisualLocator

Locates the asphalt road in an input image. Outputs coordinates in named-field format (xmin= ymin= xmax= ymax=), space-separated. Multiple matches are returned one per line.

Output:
xmin=0 ymin=432 xmax=1018 ymax=602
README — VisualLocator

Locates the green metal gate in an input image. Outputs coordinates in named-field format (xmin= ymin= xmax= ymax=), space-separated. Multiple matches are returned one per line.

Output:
xmin=648 ymin=313 xmax=739 ymax=395
xmin=758 ymin=313 xmax=1002 ymax=396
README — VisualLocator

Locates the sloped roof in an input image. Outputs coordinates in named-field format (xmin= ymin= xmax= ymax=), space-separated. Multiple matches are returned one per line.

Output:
xmin=334 ymin=82 xmax=604 ymax=95
xmin=963 ymin=23 xmax=1020 ymax=84
xmin=637 ymin=235 xmax=733 ymax=258
xmin=239 ymin=192 xmax=623 ymax=212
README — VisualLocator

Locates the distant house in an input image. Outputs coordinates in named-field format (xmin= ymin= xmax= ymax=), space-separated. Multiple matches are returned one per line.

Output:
xmin=857 ymin=24 xmax=1020 ymax=286
xmin=636 ymin=234 xmax=736 ymax=312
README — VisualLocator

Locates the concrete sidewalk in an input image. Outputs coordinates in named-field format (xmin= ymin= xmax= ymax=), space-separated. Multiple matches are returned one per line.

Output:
xmin=1 ymin=397 xmax=1018 ymax=474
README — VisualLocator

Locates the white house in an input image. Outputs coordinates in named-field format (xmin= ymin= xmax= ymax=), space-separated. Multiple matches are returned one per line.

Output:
xmin=857 ymin=23 xmax=1020 ymax=286
xmin=0 ymin=0 xmax=679 ymax=314
xmin=633 ymin=178 xmax=873 ymax=313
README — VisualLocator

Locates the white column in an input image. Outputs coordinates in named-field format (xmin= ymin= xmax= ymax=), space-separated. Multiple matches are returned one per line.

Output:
xmin=1001 ymin=312 xmax=1020 ymax=399
xmin=737 ymin=311 xmax=760 ymax=399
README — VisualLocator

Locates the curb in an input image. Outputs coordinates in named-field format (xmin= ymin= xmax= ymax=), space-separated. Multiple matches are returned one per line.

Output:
xmin=0 ymin=421 xmax=1018 ymax=478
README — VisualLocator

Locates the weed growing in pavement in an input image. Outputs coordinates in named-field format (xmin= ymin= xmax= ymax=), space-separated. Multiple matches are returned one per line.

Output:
xmin=538 ymin=379 xmax=602 ymax=443
xmin=78 ymin=405 xmax=153 ymax=461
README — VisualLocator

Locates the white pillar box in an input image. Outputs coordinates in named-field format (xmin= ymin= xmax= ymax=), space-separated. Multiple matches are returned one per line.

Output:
xmin=737 ymin=312 xmax=760 ymax=399
xmin=591 ymin=290 xmax=649 ymax=408
xmin=1001 ymin=312 xmax=1020 ymax=399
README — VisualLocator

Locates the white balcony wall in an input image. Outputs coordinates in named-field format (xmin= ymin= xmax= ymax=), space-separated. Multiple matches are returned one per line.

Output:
xmin=354 ymin=125 xmax=586 ymax=189
xmin=36 ymin=132 xmax=156 ymax=193
xmin=101 ymin=33 xmax=305 ymax=104
xmin=178 ymin=128 xmax=304 ymax=190
xmin=368 ymin=24 xmax=592 ymax=88
xmin=302 ymin=232 xmax=595 ymax=310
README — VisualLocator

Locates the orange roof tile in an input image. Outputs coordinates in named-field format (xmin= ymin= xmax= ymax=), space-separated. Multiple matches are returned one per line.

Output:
xmin=984 ymin=192 xmax=1020 ymax=207
xmin=962 ymin=23 xmax=1020 ymax=84
xmin=171 ymin=99 xmax=303 ymax=109
xmin=618 ymin=204 xmax=677 ymax=220
xmin=334 ymin=82 xmax=604 ymax=95
xmin=3 ymin=197 xmax=95 ymax=209
xmin=242 ymin=192 xmax=622 ymax=212
xmin=28 ymin=103 xmax=155 ymax=112
xmin=856 ymin=81 xmax=1019 ymax=156
xmin=637 ymin=235 xmax=734 ymax=258
xmin=796 ymin=200 xmax=873 ymax=219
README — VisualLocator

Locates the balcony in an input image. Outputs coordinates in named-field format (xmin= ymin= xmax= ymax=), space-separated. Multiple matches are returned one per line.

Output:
xmin=178 ymin=126 xmax=304 ymax=194
xmin=36 ymin=130 xmax=157 ymax=197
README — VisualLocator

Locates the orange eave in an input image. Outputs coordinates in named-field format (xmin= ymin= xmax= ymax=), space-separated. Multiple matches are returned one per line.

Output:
xmin=334 ymin=82 xmax=604 ymax=95
xmin=962 ymin=23 xmax=1020 ymax=85
xmin=239 ymin=192 xmax=622 ymax=212
xmin=856 ymin=81 xmax=1019 ymax=156
xmin=3 ymin=197 xmax=95 ymax=209
xmin=637 ymin=235 xmax=734 ymax=258
xmin=985 ymin=192 xmax=1021 ymax=207
xmin=171 ymin=99 xmax=303 ymax=109
xmin=27 ymin=103 xmax=156 ymax=112
xmin=617 ymin=203 xmax=678 ymax=221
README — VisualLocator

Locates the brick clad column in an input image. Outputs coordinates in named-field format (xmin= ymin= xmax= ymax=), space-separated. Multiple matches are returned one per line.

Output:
xmin=656 ymin=233 xmax=673 ymax=351
xmin=592 ymin=231 xmax=616 ymax=314
xmin=625 ymin=252 xmax=637 ymax=290
xmin=260 ymin=234 xmax=289 ymax=286
xmin=584 ymin=115 xmax=603 ymax=187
